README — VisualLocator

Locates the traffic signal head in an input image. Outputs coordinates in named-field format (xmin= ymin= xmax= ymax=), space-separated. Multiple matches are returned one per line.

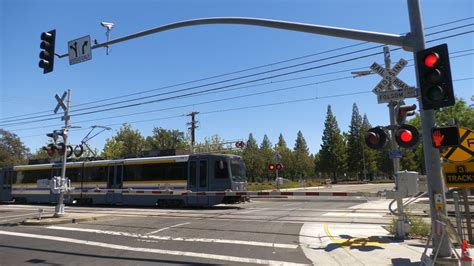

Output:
xmin=42 ymin=144 xmax=55 ymax=157
xmin=235 ymin=141 xmax=245 ymax=149
xmin=73 ymin=145 xmax=84 ymax=157
xmin=39 ymin=30 xmax=56 ymax=74
xmin=275 ymin=163 xmax=283 ymax=170
xmin=365 ymin=126 xmax=389 ymax=150
xmin=268 ymin=164 xmax=275 ymax=171
xmin=46 ymin=130 xmax=63 ymax=143
xmin=396 ymin=104 xmax=417 ymax=125
xmin=395 ymin=124 xmax=419 ymax=148
xmin=416 ymin=44 xmax=454 ymax=110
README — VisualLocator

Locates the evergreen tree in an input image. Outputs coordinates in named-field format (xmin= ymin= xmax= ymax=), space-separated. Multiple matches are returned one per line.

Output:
xmin=243 ymin=133 xmax=263 ymax=182
xmin=277 ymin=133 xmax=287 ymax=148
xmin=360 ymin=114 xmax=378 ymax=180
xmin=319 ymin=105 xmax=346 ymax=182
xmin=260 ymin=135 xmax=274 ymax=181
xmin=346 ymin=103 xmax=364 ymax=179
xmin=293 ymin=131 xmax=313 ymax=178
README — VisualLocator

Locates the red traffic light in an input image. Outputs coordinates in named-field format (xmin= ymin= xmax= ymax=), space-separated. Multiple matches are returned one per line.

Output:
xmin=395 ymin=124 xmax=419 ymax=148
xmin=235 ymin=141 xmax=245 ymax=149
xmin=365 ymin=127 xmax=389 ymax=150
xmin=268 ymin=164 xmax=275 ymax=171
xmin=424 ymin=52 xmax=439 ymax=68
xmin=42 ymin=144 xmax=55 ymax=157
xmin=399 ymin=129 xmax=413 ymax=142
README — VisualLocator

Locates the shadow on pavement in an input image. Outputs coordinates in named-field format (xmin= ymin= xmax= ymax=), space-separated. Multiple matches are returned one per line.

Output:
xmin=391 ymin=258 xmax=420 ymax=265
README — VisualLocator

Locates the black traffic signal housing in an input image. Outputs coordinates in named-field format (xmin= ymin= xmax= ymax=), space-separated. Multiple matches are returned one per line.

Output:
xmin=395 ymin=124 xmax=419 ymax=148
xmin=39 ymin=30 xmax=56 ymax=74
xmin=365 ymin=126 xmax=389 ymax=150
xmin=431 ymin=126 xmax=460 ymax=148
xmin=396 ymin=104 xmax=416 ymax=125
xmin=235 ymin=141 xmax=245 ymax=149
xmin=275 ymin=163 xmax=283 ymax=171
xmin=416 ymin=44 xmax=455 ymax=110
xmin=42 ymin=144 xmax=55 ymax=157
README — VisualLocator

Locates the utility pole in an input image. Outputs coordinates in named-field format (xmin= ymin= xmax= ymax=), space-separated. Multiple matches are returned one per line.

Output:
xmin=407 ymin=0 xmax=451 ymax=258
xmin=54 ymin=89 xmax=71 ymax=217
xmin=187 ymin=112 xmax=199 ymax=154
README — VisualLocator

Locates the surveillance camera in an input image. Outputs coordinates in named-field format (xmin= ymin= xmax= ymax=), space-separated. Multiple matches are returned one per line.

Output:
xmin=100 ymin=22 xmax=114 ymax=30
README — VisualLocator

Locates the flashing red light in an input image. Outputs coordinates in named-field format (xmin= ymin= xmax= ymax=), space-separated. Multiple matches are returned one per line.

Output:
xmin=424 ymin=53 xmax=439 ymax=68
xmin=268 ymin=164 xmax=275 ymax=171
xmin=399 ymin=129 xmax=413 ymax=143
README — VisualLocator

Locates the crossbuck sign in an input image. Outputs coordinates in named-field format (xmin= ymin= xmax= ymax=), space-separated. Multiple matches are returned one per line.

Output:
xmin=370 ymin=58 xmax=417 ymax=103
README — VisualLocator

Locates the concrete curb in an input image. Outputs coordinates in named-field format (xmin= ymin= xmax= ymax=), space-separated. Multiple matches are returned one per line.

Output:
xmin=21 ymin=214 xmax=108 ymax=226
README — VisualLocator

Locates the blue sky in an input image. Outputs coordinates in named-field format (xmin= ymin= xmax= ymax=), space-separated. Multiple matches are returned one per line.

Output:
xmin=0 ymin=0 xmax=473 ymax=155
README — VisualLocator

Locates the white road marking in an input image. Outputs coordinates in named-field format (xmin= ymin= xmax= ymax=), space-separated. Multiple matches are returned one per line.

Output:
xmin=238 ymin=208 xmax=270 ymax=214
xmin=47 ymin=226 xmax=298 ymax=249
xmin=282 ymin=203 xmax=300 ymax=207
xmin=0 ymin=212 xmax=49 ymax=220
xmin=146 ymin=222 xmax=191 ymax=235
xmin=322 ymin=212 xmax=382 ymax=218
xmin=0 ymin=230 xmax=305 ymax=265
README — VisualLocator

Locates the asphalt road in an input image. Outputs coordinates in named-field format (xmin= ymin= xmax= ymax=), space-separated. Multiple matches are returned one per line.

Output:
xmin=0 ymin=184 xmax=393 ymax=265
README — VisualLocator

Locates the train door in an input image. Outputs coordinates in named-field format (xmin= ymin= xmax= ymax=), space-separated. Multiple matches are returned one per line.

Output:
xmin=0 ymin=170 xmax=12 ymax=202
xmin=187 ymin=158 xmax=209 ymax=205
xmin=106 ymin=165 xmax=123 ymax=204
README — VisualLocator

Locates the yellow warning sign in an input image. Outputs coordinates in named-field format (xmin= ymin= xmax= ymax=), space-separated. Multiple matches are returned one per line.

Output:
xmin=441 ymin=127 xmax=474 ymax=162
xmin=443 ymin=161 xmax=474 ymax=188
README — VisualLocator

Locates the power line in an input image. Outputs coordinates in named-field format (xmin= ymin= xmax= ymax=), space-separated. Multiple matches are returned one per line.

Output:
xmin=2 ymin=17 xmax=472 ymax=122
xmin=3 ymin=45 xmax=474 ymax=129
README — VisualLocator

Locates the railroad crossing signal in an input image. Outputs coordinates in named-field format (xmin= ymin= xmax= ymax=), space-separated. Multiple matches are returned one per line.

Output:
xmin=416 ymin=43 xmax=455 ymax=110
xmin=39 ymin=29 xmax=56 ymax=74
xmin=443 ymin=162 xmax=474 ymax=188
xmin=365 ymin=126 xmax=389 ymax=150
xmin=235 ymin=141 xmax=245 ymax=149
xmin=276 ymin=163 xmax=284 ymax=170
xmin=431 ymin=126 xmax=460 ymax=148
xmin=268 ymin=164 xmax=275 ymax=171
xmin=395 ymin=124 xmax=419 ymax=148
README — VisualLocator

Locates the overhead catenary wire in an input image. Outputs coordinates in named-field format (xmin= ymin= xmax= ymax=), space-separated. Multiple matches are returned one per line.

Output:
xmin=1 ymin=17 xmax=472 ymax=122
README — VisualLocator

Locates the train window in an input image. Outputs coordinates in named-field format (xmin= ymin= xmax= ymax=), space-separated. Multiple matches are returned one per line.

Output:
xmin=165 ymin=162 xmax=187 ymax=180
xmin=214 ymin=160 xmax=229 ymax=179
xmin=83 ymin=166 xmax=107 ymax=183
xmin=142 ymin=164 xmax=165 ymax=181
xmin=17 ymin=170 xmax=52 ymax=184
xmin=123 ymin=165 xmax=143 ymax=181
xmin=66 ymin=168 xmax=82 ymax=183
xmin=199 ymin=160 xmax=207 ymax=188
xmin=189 ymin=161 xmax=196 ymax=187
xmin=231 ymin=159 xmax=247 ymax=182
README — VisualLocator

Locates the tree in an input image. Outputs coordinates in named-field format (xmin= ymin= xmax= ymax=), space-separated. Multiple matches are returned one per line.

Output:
xmin=346 ymin=103 xmax=364 ymax=179
xmin=318 ymin=105 xmax=346 ymax=182
xmin=145 ymin=127 xmax=188 ymax=151
xmin=260 ymin=135 xmax=274 ymax=181
xmin=0 ymin=129 xmax=30 ymax=168
xmin=102 ymin=124 xmax=145 ymax=159
xmin=277 ymin=133 xmax=287 ymax=148
xmin=242 ymin=133 xmax=263 ymax=182
xmin=276 ymin=133 xmax=294 ymax=179
xmin=195 ymin=134 xmax=224 ymax=153
xmin=293 ymin=130 xmax=313 ymax=178
xmin=360 ymin=114 xmax=378 ymax=180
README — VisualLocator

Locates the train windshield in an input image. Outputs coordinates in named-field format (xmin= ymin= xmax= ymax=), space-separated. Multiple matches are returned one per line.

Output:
xmin=230 ymin=159 xmax=246 ymax=182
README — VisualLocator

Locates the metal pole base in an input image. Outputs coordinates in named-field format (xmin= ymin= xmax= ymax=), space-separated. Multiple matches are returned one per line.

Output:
xmin=54 ymin=204 xmax=65 ymax=217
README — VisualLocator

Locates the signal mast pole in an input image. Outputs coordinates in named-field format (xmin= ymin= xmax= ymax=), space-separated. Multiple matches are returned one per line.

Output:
xmin=55 ymin=89 xmax=71 ymax=217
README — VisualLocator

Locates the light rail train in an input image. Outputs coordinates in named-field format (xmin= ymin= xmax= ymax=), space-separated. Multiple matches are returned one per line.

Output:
xmin=0 ymin=153 xmax=248 ymax=207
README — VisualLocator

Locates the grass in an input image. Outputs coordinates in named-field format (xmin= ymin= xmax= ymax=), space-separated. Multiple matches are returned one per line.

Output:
xmin=387 ymin=215 xmax=431 ymax=238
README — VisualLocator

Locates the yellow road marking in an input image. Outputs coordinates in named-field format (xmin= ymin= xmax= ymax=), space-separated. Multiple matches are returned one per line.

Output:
xmin=323 ymin=224 xmax=387 ymax=247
